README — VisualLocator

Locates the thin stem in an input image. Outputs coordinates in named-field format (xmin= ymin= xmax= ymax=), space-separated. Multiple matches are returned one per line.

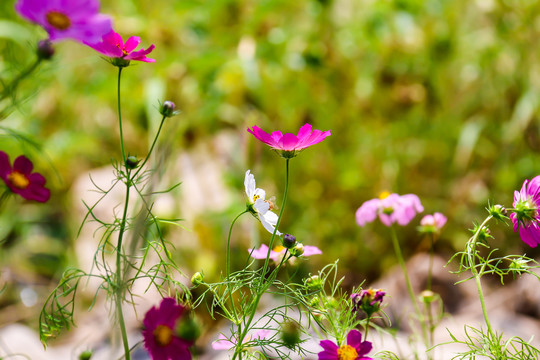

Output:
xmin=132 ymin=114 xmax=168 ymax=179
xmin=232 ymin=158 xmax=291 ymax=360
xmin=364 ymin=314 xmax=371 ymax=341
xmin=1 ymin=57 xmax=42 ymax=101
xmin=426 ymin=234 xmax=434 ymax=292
xmin=225 ymin=210 xmax=248 ymax=324
xmin=117 ymin=67 xmax=126 ymax=163
xmin=115 ymin=65 xmax=131 ymax=360
xmin=389 ymin=226 xmax=429 ymax=353
xmin=467 ymin=215 xmax=495 ymax=340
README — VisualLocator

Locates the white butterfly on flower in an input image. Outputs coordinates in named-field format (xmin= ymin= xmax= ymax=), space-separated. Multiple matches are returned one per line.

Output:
xmin=244 ymin=170 xmax=281 ymax=236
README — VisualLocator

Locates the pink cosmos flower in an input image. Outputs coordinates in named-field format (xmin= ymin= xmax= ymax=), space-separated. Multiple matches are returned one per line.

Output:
xmin=0 ymin=151 xmax=50 ymax=203
xmin=356 ymin=192 xmax=423 ymax=227
xmin=247 ymin=123 xmax=331 ymax=158
xmin=142 ymin=298 xmax=192 ymax=360
xmin=511 ymin=176 xmax=540 ymax=248
xmin=249 ymin=244 xmax=322 ymax=262
xmin=319 ymin=329 xmax=373 ymax=360
xmin=351 ymin=289 xmax=385 ymax=316
xmin=212 ymin=329 xmax=271 ymax=350
xmin=86 ymin=30 xmax=155 ymax=64
xmin=419 ymin=212 xmax=447 ymax=234
xmin=15 ymin=0 xmax=112 ymax=43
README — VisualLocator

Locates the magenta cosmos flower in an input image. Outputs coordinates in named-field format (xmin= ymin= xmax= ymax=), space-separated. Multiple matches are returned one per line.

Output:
xmin=142 ymin=297 xmax=192 ymax=360
xmin=247 ymin=123 xmax=331 ymax=158
xmin=15 ymin=0 xmax=112 ymax=43
xmin=511 ymin=176 xmax=540 ymax=248
xmin=356 ymin=192 xmax=423 ymax=227
xmin=0 ymin=151 xmax=50 ymax=203
xmin=319 ymin=329 xmax=373 ymax=360
xmin=351 ymin=289 xmax=385 ymax=316
xmin=86 ymin=30 xmax=155 ymax=65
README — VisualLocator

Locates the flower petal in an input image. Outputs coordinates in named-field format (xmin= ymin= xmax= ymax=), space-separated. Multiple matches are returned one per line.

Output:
xmin=13 ymin=155 xmax=33 ymax=174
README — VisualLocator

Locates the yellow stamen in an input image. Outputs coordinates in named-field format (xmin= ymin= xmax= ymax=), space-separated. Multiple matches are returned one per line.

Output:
xmin=273 ymin=245 xmax=285 ymax=252
xmin=378 ymin=191 xmax=391 ymax=199
xmin=253 ymin=194 xmax=260 ymax=201
xmin=7 ymin=171 xmax=29 ymax=189
xmin=153 ymin=325 xmax=173 ymax=347
xmin=338 ymin=345 xmax=359 ymax=360
xmin=46 ymin=11 xmax=71 ymax=30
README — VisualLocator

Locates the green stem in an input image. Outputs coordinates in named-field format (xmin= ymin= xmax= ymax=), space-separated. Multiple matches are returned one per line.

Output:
xmin=117 ymin=67 xmax=126 ymax=163
xmin=232 ymin=158 xmax=291 ymax=360
xmin=132 ymin=114 xmax=167 ymax=179
xmin=389 ymin=226 xmax=429 ymax=351
xmin=427 ymin=234 xmax=434 ymax=292
xmin=1 ymin=57 xmax=42 ymax=101
xmin=225 ymin=210 xmax=248 ymax=324
xmin=364 ymin=314 xmax=371 ymax=341
xmin=115 ymin=65 xmax=131 ymax=360
xmin=467 ymin=215 xmax=495 ymax=340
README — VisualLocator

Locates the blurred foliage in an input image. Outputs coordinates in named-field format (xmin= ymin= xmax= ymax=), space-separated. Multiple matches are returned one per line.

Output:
xmin=2 ymin=0 xmax=540 ymax=329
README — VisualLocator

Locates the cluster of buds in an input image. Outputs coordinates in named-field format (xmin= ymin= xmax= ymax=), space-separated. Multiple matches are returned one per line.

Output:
xmin=351 ymin=289 xmax=385 ymax=317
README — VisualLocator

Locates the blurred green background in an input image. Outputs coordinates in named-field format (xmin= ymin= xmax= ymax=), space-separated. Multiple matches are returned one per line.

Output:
xmin=2 ymin=0 xmax=540 ymax=333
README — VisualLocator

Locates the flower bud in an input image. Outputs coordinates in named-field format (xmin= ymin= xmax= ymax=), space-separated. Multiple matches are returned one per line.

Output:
xmin=111 ymin=57 xmax=131 ymax=68
xmin=280 ymin=321 xmax=301 ymax=349
xmin=37 ymin=40 xmax=54 ymax=60
xmin=191 ymin=272 xmax=204 ymax=287
xmin=175 ymin=314 xmax=201 ymax=342
xmin=419 ymin=290 xmax=435 ymax=304
xmin=160 ymin=101 xmax=177 ymax=118
xmin=78 ymin=350 xmax=92 ymax=360
xmin=351 ymin=289 xmax=385 ymax=316
xmin=304 ymin=275 xmax=323 ymax=292
xmin=125 ymin=155 xmax=140 ymax=169
xmin=290 ymin=243 xmax=304 ymax=257
xmin=488 ymin=204 xmax=508 ymax=220
xmin=282 ymin=233 xmax=296 ymax=249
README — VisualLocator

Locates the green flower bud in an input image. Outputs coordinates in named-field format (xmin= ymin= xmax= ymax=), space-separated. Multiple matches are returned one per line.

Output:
xmin=37 ymin=40 xmax=54 ymax=60
xmin=419 ymin=290 xmax=435 ymax=304
xmin=175 ymin=314 xmax=201 ymax=342
xmin=290 ymin=243 xmax=304 ymax=257
xmin=160 ymin=101 xmax=178 ymax=118
xmin=282 ymin=233 xmax=296 ymax=249
xmin=125 ymin=155 xmax=140 ymax=169
xmin=280 ymin=321 xmax=301 ymax=349
xmin=304 ymin=275 xmax=323 ymax=292
xmin=191 ymin=272 xmax=204 ymax=287
xmin=78 ymin=350 xmax=93 ymax=360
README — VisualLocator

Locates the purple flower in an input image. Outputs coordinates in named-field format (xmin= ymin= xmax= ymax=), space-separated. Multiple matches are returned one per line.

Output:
xmin=86 ymin=30 xmax=155 ymax=64
xmin=142 ymin=298 xmax=192 ymax=360
xmin=419 ymin=212 xmax=447 ymax=234
xmin=511 ymin=176 xmax=540 ymax=248
xmin=318 ymin=329 xmax=373 ymax=360
xmin=249 ymin=244 xmax=322 ymax=263
xmin=15 ymin=0 xmax=112 ymax=43
xmin=247 ymin=123 xmax=331 ymax=158
xmin=351 ymin=289 xmax=385 ymax=316
xmin=356 ymin=192 xmax=423 ymax=227
xmin=0 ymin=151 xmax=50 ymax=203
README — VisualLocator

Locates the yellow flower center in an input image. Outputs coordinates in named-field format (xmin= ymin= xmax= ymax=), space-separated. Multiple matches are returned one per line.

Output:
xmin=253 ymin=194 xmax=260 ymax=201
xmin=338 ymin=345 xmax=358 ymax=360
xmin=153 ymin=324 xmax=173 ymax=347
xmin=46 ymin=11 xmax=71 ymax=30
xmin=7 ymin=171 xmax=29 ymax=189
xmin=378 ymin=191 xmax=391 ymax=199
xmin=273 ymin=245 xmax=285 ymax=252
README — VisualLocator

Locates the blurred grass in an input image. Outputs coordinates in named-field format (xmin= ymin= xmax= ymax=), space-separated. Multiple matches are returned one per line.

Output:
xmin=2 ymin=0 xmax=540 ymax=324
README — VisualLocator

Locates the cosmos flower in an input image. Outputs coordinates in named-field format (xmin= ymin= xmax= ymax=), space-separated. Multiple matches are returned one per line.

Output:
xmin=318 ymin=329 xmax=373 ymax=360
xmin=244 ymin=170 xmax=281 ymax=235
xmin=15 ymin=0 xmax=112 ymax=43
xmin=0 ymin=151 xmax=50 ymax=203
xmin=212 ymin=329 xmax=271 ymax=351
xmin=142 ymin=297 xmax=192 ymax=360
xmin=86 ymin=30 xmax=155 ymax=65
xmin=248 ymin=244 xmax=322 ymax=262
xmin=418 ymin=212 xmax=447 ymax=235
xmin=356 ymin=192 xmax=423 ymax=227
xmin=351 ymin=289 xmax=386 ymax=316
xmin=511 ymin=176 xmax=540 ymax=248
xmin=247 ymin=123 xmax=331 ymax=158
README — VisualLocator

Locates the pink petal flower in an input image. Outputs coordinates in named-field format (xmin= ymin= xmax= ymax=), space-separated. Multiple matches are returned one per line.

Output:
xmin=247 ymin=123 xmax=331 ymax=158
xmin=86 ymin=30 xmax=155 ymax=63
xmin=318 ymin=329 xmax=373 ymax=360
xmin=512 ymin=175 xmax=540 ymax=247
xmin=356 ymin=193 xmax=423 ymax=227
xmin=0 ymin=151 xmax=50 ymax=203
xmin=15 ymin=0 xmax=112 ymax=44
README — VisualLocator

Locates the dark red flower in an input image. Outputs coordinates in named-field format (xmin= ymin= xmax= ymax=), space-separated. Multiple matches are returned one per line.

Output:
xmin=0 ymin=151 xmax=50 ymax=203
xmin=142 ymin=297 xmax=192 ymax=360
